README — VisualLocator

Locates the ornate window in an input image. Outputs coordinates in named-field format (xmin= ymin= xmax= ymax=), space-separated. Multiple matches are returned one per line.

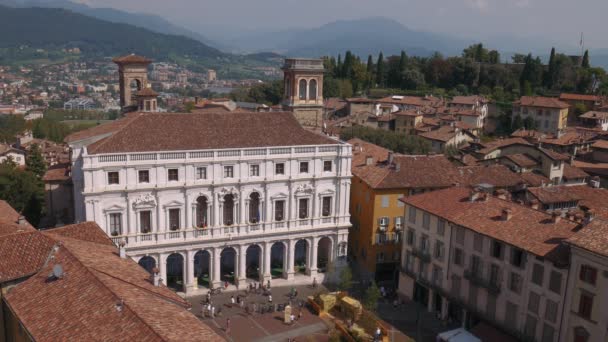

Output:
xmin=109 ymin=213 xmax=122 ymax=236
xmin=169 ymin=208 xmax=180 ymax=230
xmin=196 ymin=196 xmax=208 ymax=227
xmin=322 ymin=196 xmax=332 ymax=217
xmin=223 ymin=194 xmax=235 ymax=226
xmin=140 ymin=211 xmax=152 ymax=233
xmin=309 ymin=79 xmax=317 ymax=100
xmin=299 ymin=79 xmax=307 ymax=100
xmin=249 ymin=192 xmax=261 ymax=223
xmin=298 ymin=198 xmax=309 ymax=219
xmin=274 ymin=200 xmax=285 ymax=221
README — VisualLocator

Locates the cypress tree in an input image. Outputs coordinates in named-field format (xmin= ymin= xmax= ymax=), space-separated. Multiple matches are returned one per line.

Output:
xmin=546 ymin=47 xmax=556 ymax=88
xmin=376 ymin=52 xmax=385 ymax=88
xmin=582 ymin=50 xmax=590 ymax=68
xmin=336 ymin=54 xmax=342 ymax=78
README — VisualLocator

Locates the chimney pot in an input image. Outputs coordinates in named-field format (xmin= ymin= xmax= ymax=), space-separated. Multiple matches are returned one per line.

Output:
xmin=388 ymin=152 xmax=394 ymax=165
xmin=17 ymin=215 xmax=27 ymax=226
xmin=501 ymin=208 xmax=513 ymax=221
xmin=551 ymin=212 xmax=561 ymax=223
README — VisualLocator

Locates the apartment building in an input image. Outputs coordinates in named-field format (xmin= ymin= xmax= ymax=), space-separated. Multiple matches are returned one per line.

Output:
xmin=562 ymin=219 xmax=608 ymax=342
xmin=348 ymin=138 xmax=458 ymax=282
xmin=512 ymin=96 xmax=569 ymax=135
xmin=398 ymin=187 xmax=579 ymax=342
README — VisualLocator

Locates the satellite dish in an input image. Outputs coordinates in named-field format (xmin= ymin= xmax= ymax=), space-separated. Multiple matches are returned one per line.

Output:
xmin=52 ymin=264 xmax=64 ymax=279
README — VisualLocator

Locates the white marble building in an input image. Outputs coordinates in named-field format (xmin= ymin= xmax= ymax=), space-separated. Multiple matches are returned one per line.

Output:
xmin=67 ymin=111 xmax=352 ymax=294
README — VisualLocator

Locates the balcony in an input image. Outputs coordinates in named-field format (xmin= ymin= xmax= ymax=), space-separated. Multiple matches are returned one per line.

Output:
xmin=463 ymin=269 xmax=501 ymax=295
xmin=411 ymin=246 xmax=431 ymax=263
xmin=110 ymin=216 xmax=345 ymax=249
xmin=375 ymin=232 xmax=400 ymax=245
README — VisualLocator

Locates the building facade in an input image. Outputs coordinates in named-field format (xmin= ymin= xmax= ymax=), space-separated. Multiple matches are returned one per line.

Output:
xmin=398 ymin=187 xmax=578 ymax=342
xmin=512 ymin=96 xmax=569 ymax=135
xmin=68 ymin=112 xmax=351 ymax=294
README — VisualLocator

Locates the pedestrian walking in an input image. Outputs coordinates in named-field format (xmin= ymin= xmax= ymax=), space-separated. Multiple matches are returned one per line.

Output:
xmin=312 ymin=277 xmax=317 ymax=288
xmin=211 ymin=306 xmax=215 ymax=318
xmin=224 ymin=281 xmax=228 ymax=289
xmin=268 ymin=294 xmax=272 ymax=303
xmin=298 ymin=309 xmax=302 ymax=320
xmin=290 ymin=313 xmax=295 ymax=324
xmin=231 ymin=296 xmax=235 ymax=305
xmin=267 ymin=279 xmax=270 ymax=289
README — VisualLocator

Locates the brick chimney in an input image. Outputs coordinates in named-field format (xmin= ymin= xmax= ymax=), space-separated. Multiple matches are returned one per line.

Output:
xmin=530 ymin=199 xmax=540 ymax=210
xmin=469 ymin=189 xmax=481 ymax=202
xmin=501 ymin=208 xmax=513 ymax=221
xmin=551 ymin=212 xmax=561 ymax=224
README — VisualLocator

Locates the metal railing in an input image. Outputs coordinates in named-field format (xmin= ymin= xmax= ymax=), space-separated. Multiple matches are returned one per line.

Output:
xmin=463 ymin=269 xmax=501 ymax=294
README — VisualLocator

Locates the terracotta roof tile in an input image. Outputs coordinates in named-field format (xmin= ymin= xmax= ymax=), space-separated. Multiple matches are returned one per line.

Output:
xmin=502 ymin=153 xmax=538 ymax=168
xmin=402 ymin=187 xmax=579 ymax=260
xmin=562 ymin=163 xmax=589 ymax=179
xmin=87 ymin=112 xmax=337 ymax=154
xmin=519 ymin=172 xmax=551 ymax=187
xmin=3 ymin=222 xmax=224 ymax=342
xmin=592 ymin=140 xmax=608 ymax=150
xmin=528 ymin=186 xmax=583 ymax=204
xmin=42 ymin=162 xmax=71 ymax=182
xmin=112 ymin=54 xmax=153 ymax=64
xmin=559 ymin=93 xmax=601 ymax=102
xmin=450 ymin=95 xmax=488 ymax=105
xmin=0 ymin=231 xmax=53 ymax=282
xmin=475 ymin=138 xmax=532 ymax=155
xmin=135 ymin=87 xmax=159 ymax=97
xmin=65 ymin=112 xmax=140 ymax=143
xmin=514 ymin=96 xmax=569 ymax=109
xmin=568 ymin=219 xmax=608 ymax=257
xmin=457 ymin=165 xmax=525 ymax=188
xmin=580 ymin=111 xmax=608 ymax=120
xmin=419 ymin=126 xmax=460 ymax=143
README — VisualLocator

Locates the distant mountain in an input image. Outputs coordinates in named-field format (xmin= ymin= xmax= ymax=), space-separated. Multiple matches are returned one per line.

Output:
xmin=0 ymin=5 xmax=224 ymax=61
xmin=0 ymin=0 xmax=227 ymax=51
xmin=224 ymin=17 xmax=474 ymax=58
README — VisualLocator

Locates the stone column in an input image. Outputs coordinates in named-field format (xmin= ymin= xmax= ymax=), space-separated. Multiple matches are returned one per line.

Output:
xmin=239 ymin=244 xmax=247 ymax=284
xmin=185 ymin=193 xmax=191 ymax=228
xmin=263 ymin=241 xmax=272 ymax=282
xmin=158 ymin=253 xmax=167 ymax=286
xmin=308 ymin=237 xmax=318 ymax=278
xmin=212 ymin=248 xmax=222 ymax=288
xmin=286 ymin=240 xmax=296 ymax=281
xmin=186 ymin=250 xmax=196 ymax=293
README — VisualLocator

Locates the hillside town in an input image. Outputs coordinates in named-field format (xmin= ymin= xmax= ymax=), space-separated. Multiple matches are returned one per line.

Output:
xmin=1 ymin=51 xmax=608 ymax=342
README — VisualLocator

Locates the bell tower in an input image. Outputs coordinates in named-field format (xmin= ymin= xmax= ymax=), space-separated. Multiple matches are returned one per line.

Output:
xmin=113 ymin=54 xmax=152 ymax=112
xmin=282 ymin=58 xmax=325 ymax=128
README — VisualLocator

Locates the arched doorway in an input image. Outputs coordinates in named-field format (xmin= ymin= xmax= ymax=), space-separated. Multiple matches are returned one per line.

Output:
xmin=249 ymin=192 xmax=261 ymax=223
xmin=294 ymin=240 xmax=308 ymax=274
xmin=317 ymin=237 xmax=333 ymax=273
xmin=138 ymin=256 xmax=156 ymax=274
xmin=220 ymin=247 xmax=237 ymax=284
xmin=196 ymin=196 xmax=209 ymax=227
xmin=166 ymin=253 xmax=184 ymax=291
xmin=223 ymin=194 xmax=235 ymax=226
xmin=271 ymin=242 xmax=286 ymax=279
xmin=194 ymin=250 xmax=211 ymax=288
xmin=246 ymin=245 xmax=262 ymax=280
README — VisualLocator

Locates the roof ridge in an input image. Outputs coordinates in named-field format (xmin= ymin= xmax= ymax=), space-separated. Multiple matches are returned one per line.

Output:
xmin=88 ymin=113 xmax=144 ymax=154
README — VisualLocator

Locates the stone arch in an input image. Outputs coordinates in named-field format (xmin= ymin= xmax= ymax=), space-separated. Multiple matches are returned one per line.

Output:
xmin=138 ymin=255 xmax=156 ymax=274
xmin=294 ymin=239 xmax=309 ymax=274
xmin=245 ymin=244 xmax=263 ymax=280
xmin=299 ymin=79 xmax=307 ymax=100
xmin=166 ymin=253 xmax=184 ymax=291
xmin=270 ymin=241 xmax=287 ymax=279
xmin=220 ymin=247 xmax=237 ymax=284
xmin=196 ymin=195 xmax=209 ymax=227
xmin=317 ymin=236 xmax=333 ymax=272
xmin=194 ymin=250 xmax=211 ymax=288
xmin=309 ymin=79 xmax=317 ymax=100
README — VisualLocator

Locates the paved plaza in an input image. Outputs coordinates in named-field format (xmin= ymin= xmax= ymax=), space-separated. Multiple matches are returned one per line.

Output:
xmin=188 ymin=283 xmax=330 ymax=342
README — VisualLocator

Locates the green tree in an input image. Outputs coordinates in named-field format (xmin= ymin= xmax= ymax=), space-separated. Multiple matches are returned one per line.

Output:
xmin=582 ymin=50 xmax=590 ymax=68
xmin=511 ymin=53 xmax=527 ymax=63
xmin=488 ymin=50 xmax=500 ymax=64
xmin=401 ymin=69 xmax=426 ymax=90
xmin=512 ymin=114 xmax=524 ymax=130
xmin=366 ymin=54 xmax=374 ymax=90
xmin=545 ymin=47 xmax=556 ymax=88
xmin=376 ymin=52 xmax=385 ymax=88
xmin=26 ymin=143 xmax=47 ymax=180
xmin=337 ymin=266 xmax=353 ymax=291
xmin=523 ymin=116 xmax=537 ymax=130
xmin=0 ymin=161 xmax=44 ymax=226
xmin=364 ymin=281 xmax=381 ymax=311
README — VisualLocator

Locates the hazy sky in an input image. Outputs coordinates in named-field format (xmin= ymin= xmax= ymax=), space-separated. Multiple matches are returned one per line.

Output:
xmin=76 ymin=0 xmax=606 ymax=49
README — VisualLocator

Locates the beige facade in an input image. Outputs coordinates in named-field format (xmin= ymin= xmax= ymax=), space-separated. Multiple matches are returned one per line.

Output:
xmin=399 ymin=203 xmax=569 ymax=341
xmin=282 ymin=58 xmax=324 ymax=127
xmin=560 ymin=246 xmax=608 ymax=342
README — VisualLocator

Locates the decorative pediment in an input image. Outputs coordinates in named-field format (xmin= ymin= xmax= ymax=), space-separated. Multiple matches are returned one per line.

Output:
xmin=294 ymin=183 xmax=315 ymax=195
xmin=132 ymin=194 xmax=156 ymax=209
xmin=103 ymin=204 xmax=125 ymax=212
xmin=163 ymin=200 xmax=184 ymax=208
xmin=271 ymin=192 xmax=288 ymax=200
xmin=317 ymin=189 xmax=335 ymax=197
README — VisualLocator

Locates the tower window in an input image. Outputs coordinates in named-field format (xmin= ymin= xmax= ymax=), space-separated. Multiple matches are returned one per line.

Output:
xmin=299 ymin=79 xmax=307 ymax=100
xmin=309 ymin=79 xmax=317 ymax=100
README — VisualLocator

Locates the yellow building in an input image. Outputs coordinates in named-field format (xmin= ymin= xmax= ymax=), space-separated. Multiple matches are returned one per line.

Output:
xmin=347 ymin=139 xmax=459 ymax=282
xmin=512 ymin=96 xmax=569 ymax=134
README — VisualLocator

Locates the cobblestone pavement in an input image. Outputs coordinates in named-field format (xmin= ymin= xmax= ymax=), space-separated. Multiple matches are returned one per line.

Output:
xmin=187 ymin=283 xmax=329 ymax=342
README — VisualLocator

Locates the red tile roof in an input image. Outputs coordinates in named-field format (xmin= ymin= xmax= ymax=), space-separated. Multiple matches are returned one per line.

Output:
xmin=85 ymin=112 xmax=337 ymax=154
xmin=580 ymin=111 xmax=608 ymax=120
xmin=457 ymin=165 xmax=526 ymax=188
xmin=528 ymin=186 xmax=583 ymax=204
xmin=42 ymin=162 xmax=71 ymax=182
xmin=3 ymin=222 xmax=224 ymax=342
xmin=348 ymin=138 xmax=459 ymax=190
xmin=112 ymin=54 xmax=153 ymax=64
xmin=64 ymin=112 xmax=141 ymax=143
xmin=475 ymin=137 xmax=532 ymax=155
xmin=402 ymin=187 xmax=579 ymax=260
xmin=135 ymin=87 xmax=159 ymax=97
xmin=559 ymin=93 xmax=601 ymax=102
xmin=0 ymin=231 xmax=54 ymax=283
xmin=592 ymin=140 xmax=608 ymax=150
xmin=562 ymin=163 xmax=589 ymax=180
xmin=502 ymin=153 xmax=538 ymax=168
xmin=419 ymin=126 xmax=461 ymax=143
xmin=567 ymin=219 xmax=608 ymax=257
xmin=514 ymin=96 xmax=569 ymax=109
xmin=450 ymin=95 xmax=488 ymax=105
